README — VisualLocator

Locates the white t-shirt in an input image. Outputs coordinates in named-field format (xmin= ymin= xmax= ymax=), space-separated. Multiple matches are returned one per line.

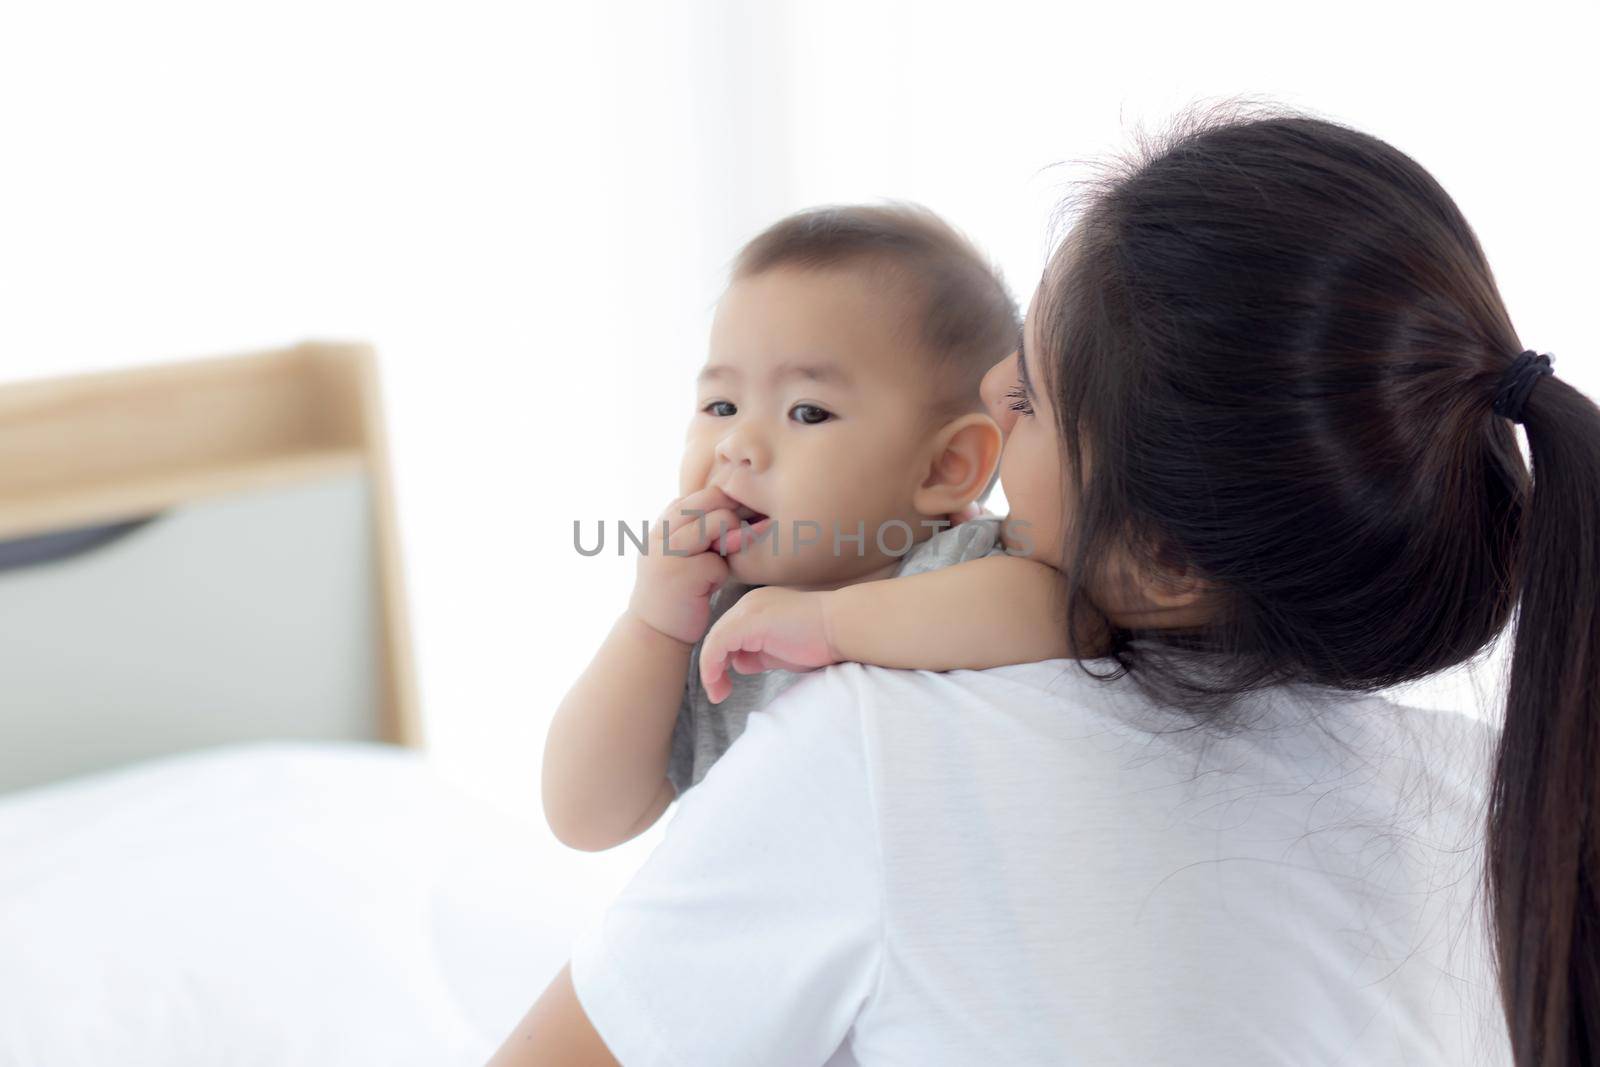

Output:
xmin=570 ymin=657 xmax=1511 ymax=1066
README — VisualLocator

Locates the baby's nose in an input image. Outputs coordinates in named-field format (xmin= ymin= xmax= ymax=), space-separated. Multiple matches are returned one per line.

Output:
xmin=715 ymin=426 xmax=769 ymax=469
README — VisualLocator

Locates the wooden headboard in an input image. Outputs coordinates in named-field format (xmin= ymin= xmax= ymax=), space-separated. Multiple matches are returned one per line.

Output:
xmin=0 ymin=342 xmax=421 ymax=795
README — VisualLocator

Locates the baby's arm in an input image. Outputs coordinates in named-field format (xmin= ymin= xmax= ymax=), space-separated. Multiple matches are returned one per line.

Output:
xmin=828 ymin=553 xmax=1109 ymax=670
xmin=698 ymin=553 xmax=1112 ymax=703
xmin=543 ymin=486 xmax=747 ymax=852
xmin=541 ymin=612 xmax=691 ymax=852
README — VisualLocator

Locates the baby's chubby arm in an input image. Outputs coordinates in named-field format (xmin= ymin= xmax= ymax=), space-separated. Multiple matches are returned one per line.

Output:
xmin=699 ymin=552 xmax=1112 ymax=702
xmin=542 ymin=486 xmax=752 ymax=852
xmin=828 ymin=552 xmax=1114 ymax=668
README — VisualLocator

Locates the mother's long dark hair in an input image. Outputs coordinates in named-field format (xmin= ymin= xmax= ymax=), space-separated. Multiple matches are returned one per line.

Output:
xmin=1039 ymin=98 xmax=1599 ymax=1064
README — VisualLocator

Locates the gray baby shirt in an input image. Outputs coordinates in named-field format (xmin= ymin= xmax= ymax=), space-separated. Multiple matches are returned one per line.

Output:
xmin=666 ymin=514 xmax=1007 ymax=797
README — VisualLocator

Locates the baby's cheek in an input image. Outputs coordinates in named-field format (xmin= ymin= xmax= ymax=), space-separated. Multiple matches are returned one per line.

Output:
xmin=676 ymin=445 xmax=711 ymax=496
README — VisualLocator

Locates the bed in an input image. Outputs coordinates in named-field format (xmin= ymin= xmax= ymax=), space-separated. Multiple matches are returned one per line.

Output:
xmin=0 ymin=345 xmax=616 ymax=1064
xmin=0 ymin=739 xmax=615 ymax=1065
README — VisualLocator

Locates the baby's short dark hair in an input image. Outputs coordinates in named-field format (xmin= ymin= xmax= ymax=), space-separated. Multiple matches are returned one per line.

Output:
xmin=729 ymin=202 xmax=1021 ymax=425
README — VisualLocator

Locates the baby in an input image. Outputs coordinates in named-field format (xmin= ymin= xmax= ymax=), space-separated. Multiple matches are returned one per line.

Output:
xmin=543 ymin=203 xmax=1105 ymax=852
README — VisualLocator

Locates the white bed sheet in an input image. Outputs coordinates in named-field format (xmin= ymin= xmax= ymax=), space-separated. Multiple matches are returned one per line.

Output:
xmin=0 ymin=741 xmax=628 ymax=1066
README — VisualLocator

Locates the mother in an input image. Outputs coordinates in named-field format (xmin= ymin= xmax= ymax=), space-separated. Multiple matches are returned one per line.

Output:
xmin=490 ymin=101 xmax=1597 ymax=1065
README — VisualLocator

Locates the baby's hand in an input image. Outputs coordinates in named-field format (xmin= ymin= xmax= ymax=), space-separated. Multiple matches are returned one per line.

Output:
xmin=699 ymin=586 xmax=840 ymax=704
xmin=627 ymin=486 xmax=748 ymax=646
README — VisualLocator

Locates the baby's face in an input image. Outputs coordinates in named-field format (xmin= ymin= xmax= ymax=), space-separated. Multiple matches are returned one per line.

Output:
xmin=680 ymin=265 xmax=947 ymax=587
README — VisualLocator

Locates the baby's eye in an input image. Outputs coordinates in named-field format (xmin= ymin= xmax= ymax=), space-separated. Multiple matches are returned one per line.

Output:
xmin=702 ymin=400 xmax=736 ymax=417
xmin=1004 ymin=385 xmax=1034 ymax=417
xmin=790 ymin=403 xmax=833 ymax=425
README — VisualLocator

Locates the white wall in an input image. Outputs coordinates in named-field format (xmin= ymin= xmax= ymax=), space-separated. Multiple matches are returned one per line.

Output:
xmin=2 ymin=0 xmax=1593 ymax=845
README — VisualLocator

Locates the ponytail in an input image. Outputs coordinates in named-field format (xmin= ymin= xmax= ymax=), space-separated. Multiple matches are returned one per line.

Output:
xmin=1485 ymin=369 xmax=1600 ymax=1064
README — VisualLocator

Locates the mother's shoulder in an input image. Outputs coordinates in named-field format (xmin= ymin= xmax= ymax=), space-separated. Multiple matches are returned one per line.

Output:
xmin=847 ymin=657 xmax=1128 ymax=699
xmin=766 ymin=658 xmax=1125 ymax=727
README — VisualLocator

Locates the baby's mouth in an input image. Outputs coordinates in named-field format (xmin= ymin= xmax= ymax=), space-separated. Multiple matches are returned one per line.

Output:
xmin=716 ymin=502 xmax=773 ymax=557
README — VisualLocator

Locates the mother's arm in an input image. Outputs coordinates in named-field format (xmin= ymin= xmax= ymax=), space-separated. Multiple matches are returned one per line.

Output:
xmin=485 ymin=963 xmax=618 ymax=1067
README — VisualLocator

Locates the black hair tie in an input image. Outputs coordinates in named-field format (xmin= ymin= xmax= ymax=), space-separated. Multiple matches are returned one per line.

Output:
xmin=1492 ymin=350 xmax=1555 ymax=424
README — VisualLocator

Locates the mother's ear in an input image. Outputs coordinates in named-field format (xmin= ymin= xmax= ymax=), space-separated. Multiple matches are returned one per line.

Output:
xmin=912 ymin=412 xmax=1003 ymax=518
xmin=1092 ymin=536 xmax=1217 ymax=630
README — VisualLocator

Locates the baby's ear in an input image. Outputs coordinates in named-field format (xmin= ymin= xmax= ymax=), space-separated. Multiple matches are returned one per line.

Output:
xmin=913 ymin=412 xmax=1003 ymax=518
